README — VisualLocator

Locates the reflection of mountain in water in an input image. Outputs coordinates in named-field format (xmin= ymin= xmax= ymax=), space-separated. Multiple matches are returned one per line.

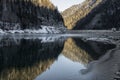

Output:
xmin=0 ymin=37 xmax=64 ymax=80
xmin=0 ymin=36 xmax=116 ymax=80
xmin=62 ymin=38 xmax=92 ymax=64
xmin=74 ymin=38 xmax=116 ymax=59
xmin=62 ymin=38 xmax=116 ymax=64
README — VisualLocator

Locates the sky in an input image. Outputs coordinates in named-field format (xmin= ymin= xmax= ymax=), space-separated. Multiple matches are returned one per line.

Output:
xmin=50 ymin=0 xmax=85 ymax=11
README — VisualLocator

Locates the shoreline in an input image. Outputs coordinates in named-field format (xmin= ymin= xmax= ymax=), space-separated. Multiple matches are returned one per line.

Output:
xmin=79 ymin=37 xmax=120 ymax=80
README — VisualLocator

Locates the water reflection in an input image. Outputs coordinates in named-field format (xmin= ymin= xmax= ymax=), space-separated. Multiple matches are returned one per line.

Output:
xmin=36 ymin=54 xmax=86 ymax=80
xmin=62 ymin=38 xmax=92 ymax=65
xmin=62 ymin=38 xmax=115 ymax=64
xmin=0 ymin=36 xmax=116 ymax=80
xmin=0 ymin=36 xmax=64 ymax=80
xmin=73 ymin=38 xmax=116 ymax=60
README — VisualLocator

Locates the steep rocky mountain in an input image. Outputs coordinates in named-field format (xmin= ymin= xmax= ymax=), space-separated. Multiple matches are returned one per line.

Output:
xmin=0 ymin=0 xmax=64 ymax=31
xmin=62 ymin=0 xmax=120 ymax=30
xmin=62 ymin=0 xmax=102 ymax=29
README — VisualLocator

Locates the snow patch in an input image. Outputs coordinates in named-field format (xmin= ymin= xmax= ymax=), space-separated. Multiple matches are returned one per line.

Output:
xmin=86 ymin=37 xmax=113 ymax=43
xmin=0 ymin=25 xmax=64 ymax=34
xmin=0 ymin=29 xmax=5 ymax=34
xmin=87 ymin=38 xmax=109 ymax=41
xmin=40 ymin=37 xmax=56 ymax=43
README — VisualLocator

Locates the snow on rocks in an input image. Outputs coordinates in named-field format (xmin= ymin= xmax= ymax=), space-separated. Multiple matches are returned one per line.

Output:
xmin=0 ymin=25 xmax=64 ymax=34
xmin=84 ymin=37 xmax=115 ymax=44
xmin=0 ymin=29 xmax=5 ymax=34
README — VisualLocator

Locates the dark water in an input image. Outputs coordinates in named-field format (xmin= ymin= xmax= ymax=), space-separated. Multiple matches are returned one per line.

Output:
xmin=0 ymin=36 xmax=116 ymax=80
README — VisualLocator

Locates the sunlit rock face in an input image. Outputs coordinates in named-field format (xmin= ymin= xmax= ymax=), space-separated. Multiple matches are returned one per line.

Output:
xmin=62 ymin=0 xmax=120 ymax=30
xmin=62 ymin=0 xmax=102 ymax=29
xmin=62 ymin=38 xmax=116 ymax=64
xmin=0 ymin=37 xmax=64 ymax=80
xmin=0 ymin=0 xmax=64 ymax=30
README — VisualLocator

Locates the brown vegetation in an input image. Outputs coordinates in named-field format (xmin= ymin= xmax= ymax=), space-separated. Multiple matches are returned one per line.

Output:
xmin=30 ymin=0 xmax=55 ymax=9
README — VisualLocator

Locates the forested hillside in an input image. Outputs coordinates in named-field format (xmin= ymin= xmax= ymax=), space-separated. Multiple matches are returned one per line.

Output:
xmin=0 ymin=0 xmax=64 ymax=30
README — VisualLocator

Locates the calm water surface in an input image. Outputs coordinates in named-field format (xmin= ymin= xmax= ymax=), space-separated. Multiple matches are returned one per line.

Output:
xmin=0 ymin=35 xmax=116 ymax=80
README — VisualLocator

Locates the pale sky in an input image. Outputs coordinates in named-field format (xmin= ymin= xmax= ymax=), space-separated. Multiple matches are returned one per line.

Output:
xmin=50 ymin=0 xmax=85 ymax=11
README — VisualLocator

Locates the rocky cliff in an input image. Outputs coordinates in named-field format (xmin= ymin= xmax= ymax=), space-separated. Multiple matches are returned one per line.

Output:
xmin=62 ymin=0 xmax=120 ymax=30
xmin=0 ymin=0 xmax=64 ymax=31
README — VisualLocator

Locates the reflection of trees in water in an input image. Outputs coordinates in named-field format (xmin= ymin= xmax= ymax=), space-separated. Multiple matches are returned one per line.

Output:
xmin=0 ymin=38 xmax=64 ymax=80
xmin=1 ymin=59 xmax=54 ymax=80
xmin=62 ymin=38 xmax=116 ymax=64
